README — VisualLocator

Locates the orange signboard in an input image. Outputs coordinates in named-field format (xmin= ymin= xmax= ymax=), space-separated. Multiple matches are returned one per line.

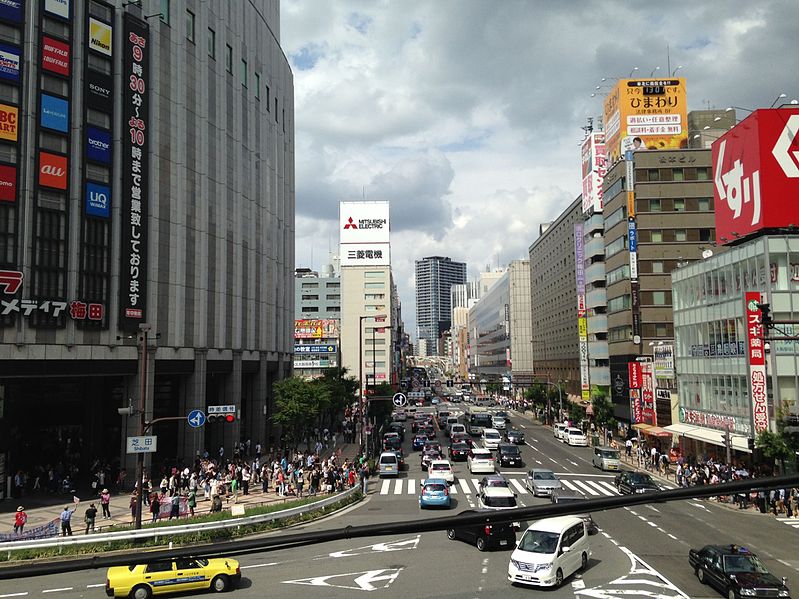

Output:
xmin=603 ymin=78 xmax=687 ymax=163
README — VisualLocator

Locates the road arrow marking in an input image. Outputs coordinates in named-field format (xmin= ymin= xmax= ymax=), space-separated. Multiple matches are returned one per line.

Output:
xmin=322 ymin=536 xmax=420 ymax=559
xmin=283 ymin=568 xmax=403 ymax=591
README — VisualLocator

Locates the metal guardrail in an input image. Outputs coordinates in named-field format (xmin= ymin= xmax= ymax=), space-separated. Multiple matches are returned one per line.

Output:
xmin=2 ymin=486 xmax=360 ymax=553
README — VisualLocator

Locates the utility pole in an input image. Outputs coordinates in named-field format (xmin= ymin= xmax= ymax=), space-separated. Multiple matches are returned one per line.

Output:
xmin=134 ymin=322 xmax=151 ymax=530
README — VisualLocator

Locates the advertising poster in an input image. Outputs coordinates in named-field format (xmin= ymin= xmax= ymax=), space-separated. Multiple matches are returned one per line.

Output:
xmin=339 ymin=201 xmax=390 ymax=244
xmin=745 ymin=292 xmax=769 ymax=433
xmin=294 ymin=319 xmax=340 ymax=339
xmin=38 ymin=152 xmax=67 ymax=189
xmin=641 ymin=361 xmax=656 ymax=425
xmin=44 ymin=0 xmax=70 ymax=20
xmin=86 ymin=126 xmax=111 ymax=163
xmin=0 ymin=164 xmax=16 ymax=201
xmin=119 ymin=15 xmax=149 ymax=328
xmin=85 ymin=70 xmax=112 ymax=109
xmin=0 ymin=43 xmax=20 ymax=82
xmin=85 ymin=182 xmax=110 ymax=218
xmin=0 ymin=103 xmax=18 ymax=141
xmin=581 ymin=132 xmax=607 ymax=214
xmin=42 ymin=36 xmax=70 ymax=76
xmin=0 ymin=0 xmax=22 ymax=23
xmin=89 ymin=17 xmax=112 ymax=56
xmin=653 ymin=344 xmax=674 ymax=379
xmin=603 ymin=78 xmax=687 ymax=163
xmin=628 ymin=361 xmax=642 ymax=389
xmin=340 ymin=243 xmax=390 ymax=266
xmin=40 ymin=94 xmax=69 ymax=132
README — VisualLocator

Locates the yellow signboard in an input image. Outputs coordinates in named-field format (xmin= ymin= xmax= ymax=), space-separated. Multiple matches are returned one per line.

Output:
xmin=89 ymin=18 xmax=112 ymax=56
xmin=603 ymin=78 xmax=687 ymax=163
xmin=627 ymin=191 xmax=635 ymax=217
xmin=578 ymin=318 xmax=587 ymax=337
xmin=0 ymin=104 xmax=18 ymax=141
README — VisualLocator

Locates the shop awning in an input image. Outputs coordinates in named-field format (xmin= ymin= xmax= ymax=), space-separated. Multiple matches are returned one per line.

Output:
xmin=664 ymin=423 xmax=751 ymax=454
xmin=632 ymin=423 xmax=673 ymax=438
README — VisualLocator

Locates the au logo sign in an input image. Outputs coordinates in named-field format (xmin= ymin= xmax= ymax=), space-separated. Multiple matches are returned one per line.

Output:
xmin=89 ymin=18 xmax=112 ymax=56
xmin=39 ymin=152 xmax=68 ymax=189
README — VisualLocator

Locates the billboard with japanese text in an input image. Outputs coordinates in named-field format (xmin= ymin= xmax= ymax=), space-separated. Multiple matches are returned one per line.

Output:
xmin=339 ymin=201 xmax=390 ymax=244
xmin=713 ymin=108 xmax=799 ymax=245
xmin=581 ymin=132 xmax=606 ymax=213
xmin=603 ymin=78 xmax=687 ymax=163
xmin=295 ymin=319 xmax=340 ymax=339
xmin=745 ymin=292 xmax=769 ymax=433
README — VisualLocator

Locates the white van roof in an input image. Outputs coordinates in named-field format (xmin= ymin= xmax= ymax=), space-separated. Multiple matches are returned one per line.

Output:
xmin=526 ymin=515 xmax=584 ymax=533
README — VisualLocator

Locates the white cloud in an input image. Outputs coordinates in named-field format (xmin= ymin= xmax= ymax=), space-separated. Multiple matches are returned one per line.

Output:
xmin=283 ymin=0 xmax=799 ymax=338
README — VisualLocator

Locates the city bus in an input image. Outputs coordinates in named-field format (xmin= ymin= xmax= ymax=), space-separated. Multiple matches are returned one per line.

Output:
xmin=466 ymin=406 xmax=493 ymax=436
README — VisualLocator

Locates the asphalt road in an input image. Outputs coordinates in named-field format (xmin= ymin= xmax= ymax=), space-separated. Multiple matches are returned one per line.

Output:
xmin=4 ymin=401 xmax=799 ymax=599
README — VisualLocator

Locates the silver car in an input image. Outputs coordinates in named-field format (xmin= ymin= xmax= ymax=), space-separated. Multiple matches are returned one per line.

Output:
xmin=525 ymin=468 xmax=562 ymax=497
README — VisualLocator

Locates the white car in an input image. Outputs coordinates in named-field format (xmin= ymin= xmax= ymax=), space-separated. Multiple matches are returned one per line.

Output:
xmin=392 ymin=410 xmax=407 ymax=422
xmin=481 ymin=428 xmax=502 ymax=450
xmin=477 ymin=486 xmax=518 ymax=510
xmin=492 ymin=416 xmax=507 ymax=430
xmin=468 ymin=448 xmax=496 ymax=474
xmin=553 ymin=423 xmax=568 ymax=441
xmin=427 ymin=459 xmax=455 ymax=483
xmin=565 ymin=428 xmax=588 ymax=447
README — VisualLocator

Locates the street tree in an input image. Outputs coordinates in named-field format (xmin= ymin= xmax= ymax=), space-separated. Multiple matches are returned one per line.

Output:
xmin=272 ymin=376 xmax=330 ymax=448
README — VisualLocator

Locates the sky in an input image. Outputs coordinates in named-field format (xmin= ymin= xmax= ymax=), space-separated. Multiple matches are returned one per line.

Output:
xmin=281 ymin=0 xmax=799 ymax=340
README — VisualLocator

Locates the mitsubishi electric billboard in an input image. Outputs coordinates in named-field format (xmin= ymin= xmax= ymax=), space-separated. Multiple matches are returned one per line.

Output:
xmin=339 ymin=200 xmax=390 ymax=265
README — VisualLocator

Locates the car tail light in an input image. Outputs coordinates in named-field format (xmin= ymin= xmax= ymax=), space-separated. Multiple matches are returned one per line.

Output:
xmin=105 ymin=579 xmax=110 ymax=591
xmin=484 ymin=525 xmax=492 ymax=535
xmin=235 ymin=567 xmax=241 ymax=575
xmin=444 ymin=487 xmax=449 ymax=496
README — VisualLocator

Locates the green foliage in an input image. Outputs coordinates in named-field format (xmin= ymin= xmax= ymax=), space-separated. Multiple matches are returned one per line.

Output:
xmin=524 ymin=380 xmax=547 ymax=406
xmin=486 ymin=382 xmax=501 ymax=394
xmin=591 ymin=389 xmax=615 ymax=430
xmin=272 ymin=376 xmax=329 ymax=445
xmin=756 ymin=429 xmax=793 ymax=462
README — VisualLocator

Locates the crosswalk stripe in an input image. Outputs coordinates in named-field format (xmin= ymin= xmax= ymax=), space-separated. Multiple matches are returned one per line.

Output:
xmin=394 ymin=479 xmax=403 ymax=495
xmin=471 ymin=479 xmax=481 ymax=494
xmin=509 ymin=478 xmax=527 ymax=494
xmin=407 ymin=479 xmax=416 ymax=495
xmin=450 ymin=482 xmax=458 ymax=494
xmin=561 ymin=480 xmax=583 ymax=494
xmin=584 ymin=480 xmax=617 ymax=496
xmin=460 ymin=479 xmax=473 ymax=494
xmin=380 ymin=480 xmax=391 ymax=495
xmin=572 ymin=480 xmax=600 ymax=496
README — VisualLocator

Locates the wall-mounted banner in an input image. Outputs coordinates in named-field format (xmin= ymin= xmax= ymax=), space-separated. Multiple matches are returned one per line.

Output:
xmin=0 ymin=43 xmax=20 ymax=82
xmin=0 ymin=0 xmax=22 ymax=23
xmin=38 ymin=152 xmax=67 ymax=189
xmin=85 ymin=70 xmax=112 ymax=109
xmin=295 ymin=319 xmax=340 ymax=339
xmin=627 ymin=218 xmax=638 ymax=252
xmin=89 ymin=17 xmax=112 ymax=56
xmin=86 ymin=126 xmax=111 ymax=163
xmin=0 ymin=103 xmax=18 ymax=141
xmin=340 ymin=242 xmax=390 ymax=266
xmin=44 ymin=0 xmax=70 ymax=20
xmin=0 ymin=164 xmax=16 ymax=202
xmin=85 ymin=181 xmax=110 ymax=218
xmin=653 ymin=343 xmax=674 ymax=379
xmin=40 ymin=94 xmax=68 ymax=132
xmin=119 ymin=15 xmax=149 ymax=329
xmin=294 ymin=344 xmax=337 ymax=354
xmin=628 ymin=361 xmax=642 ymax=389
xmin=641 ymin=361 xmax=656 ymax=426
xmin=744 ymin=292 xmax=769 ymax=433
xmin=42 ymin=36 xmax=69 ymax=76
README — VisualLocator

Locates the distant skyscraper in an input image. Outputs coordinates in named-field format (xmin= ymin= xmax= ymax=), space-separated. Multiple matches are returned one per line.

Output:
xmin=415 ymin=256 xmax=467 ymax=355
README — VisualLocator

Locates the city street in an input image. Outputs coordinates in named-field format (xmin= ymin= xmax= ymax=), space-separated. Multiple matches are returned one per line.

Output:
xmin=4 ymin=403 xmax=798 ymax=598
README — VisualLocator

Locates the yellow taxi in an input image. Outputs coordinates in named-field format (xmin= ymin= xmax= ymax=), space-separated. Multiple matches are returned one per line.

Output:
xmin=105 ymin=557 xmax=241 ymax=599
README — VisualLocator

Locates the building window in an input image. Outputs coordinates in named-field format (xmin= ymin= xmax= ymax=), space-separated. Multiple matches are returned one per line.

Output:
xmin=673 ymin=168 xmax=684 ymax=182
xmin=655 ymin=323 xmax=669 ymax=337
xmin=364 ymin=271 xmax=383 ymax=278
xmin=208 ymin=28 xmax=216 ymax=59
xmin=185 ymin=10 xmax=195 ymax=42
xmin=364 ymin=293 xmax=385 ymax=300
xmin=605 ymin=236 xmax=626 ymax=258
xmin=325 ymin=294 xmax=340 ymax=300
xmin=255 ymin=72 xmax=260 ymax=99
xmin=40 ymin=131 xmax=68 ymax=153
xmin=0 ymin=143 xmax=16 ymax=163
xmin=326 ymin=282 xmax=340 ymax=288
xmin=0 ymin=81 xmax=18 ymax=103
xmin=225 ymin=44 xmax=233 ymax=73
xmin=160 ymin=0 xmax=170 ymax=24
xmin=364 ymin=282 xmax=385 ymax=289
xmin=87 ymin=108 xmax=111 ymax=129
xmin=300 ymin=282 xmax=318 ymax=289
xmin=649 ymin=199 xmax=661 ymax=212
xmin=328 ymin=306 xmax=340 ymax=312
xmin=674 ymin=199 xmax=685 ymax=212
xmin=274 ymin=97 xmax=278 ymax=121
xmin=652 ymin=290 xmax=668 ymax=305
xmin=41 ymin=74 xmax=68 ymax=96
xmin=42 ymin=17 xmax=70 ymax=38
xmin=698 ymin=198 xmax=711 ymax=211
xmin=651 ymin=261 xmax=665 ymax=273
xmin=302 ymin=306 xmax=319 ymax=313
xmin=606 ymin=264 xmax=630 ymax=285
xmin=697 ymin=167 xmax=710 ymax=180
xmin=647 ymin=169 xmax=660 ymax=182
xmin=88 ymin=53 xmax=111 ymax=75
xmin=241 ymin=59 xmax=247 ymax=87
xmin=651 ymin=231 xmax=663 ymax=243
xmin=699 ymin=228 xmax=713 ymax=242
xmin=86 ymin=164 xmax=110 ymax=184
xmin=301 ymin=294 xmax=319 ymax=301
xmin=675 ymin=229 xmax=687 ymax=242
xmin=266 ymin=85 xmax=271 ymax=110
xmin=607 ymin=295 xmax=631 ymax=314
xmin=0 ymin=22 xmax=21 ymax=44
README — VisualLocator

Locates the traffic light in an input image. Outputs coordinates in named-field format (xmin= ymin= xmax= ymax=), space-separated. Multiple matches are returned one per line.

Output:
xmin=208 ymin=405 xmax=236 ymax=423
xmin=758 ymin=303 xmax=772 ymax=328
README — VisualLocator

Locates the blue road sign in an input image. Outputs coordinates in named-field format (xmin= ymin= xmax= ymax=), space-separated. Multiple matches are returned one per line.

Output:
xmin=392 ymin=393 xmax=408 ymax=408
xmin=187 ymin=409 xmax=206 ymax=428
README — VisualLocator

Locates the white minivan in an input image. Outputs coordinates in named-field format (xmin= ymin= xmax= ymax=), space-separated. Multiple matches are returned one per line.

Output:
xmin=507 ymin=516 xmax=591 ymax=588
xmin=378 ymin=451 xmax=400 ymax=478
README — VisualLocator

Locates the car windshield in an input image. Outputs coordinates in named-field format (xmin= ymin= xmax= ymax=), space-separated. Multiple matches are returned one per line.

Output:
xmin=485 ymin=432 xmax=500 ymax=439
xmin=518 ymin=530 xmax=560 ymax=554
xmin=484 ymin=496 xmax=516 ymax=508
xmin=723 ymin=554 xmax=769 ymax=574
xmin=473 ymin=451 xmax=492 ymax=459
xmin=568 ymin=429 xmax=583 ymax=435
xmin=430 ymin=464 xmax=450 ymax=471
xmin=424 ymin=484 xmax=446 ymax=493
xmin=600 ymin=450 xmax=620 ymax=459
xmin=379 ymin=456 xmax=396 ymax=464
xmin=484 ymin=477 xmax=509 ymax=487
xmin=500 ymin=446 xmax=519 ymax=454
xmin=629 ymin=473 xmax=655 ymax=485
xmin=452 ymin=443 xmax=469 ymax=450
xmin=533 ymin=471 xmax=556 ymax=480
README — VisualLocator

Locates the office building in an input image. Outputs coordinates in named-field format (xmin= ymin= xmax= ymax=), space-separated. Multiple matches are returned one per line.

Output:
xmin=0 ymin=0 xmax=295 ymax=490
xmin=415 ymin=256 xmax=466 ymax=355
xmin=293 ymin=265 xmax=341 ymax=378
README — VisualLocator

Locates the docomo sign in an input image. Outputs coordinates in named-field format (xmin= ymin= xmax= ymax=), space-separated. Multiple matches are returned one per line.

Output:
xmin=713 ymin=108 xmax=799 ymax=245
xmin=744 ymin=292 xmax=769 ymax=433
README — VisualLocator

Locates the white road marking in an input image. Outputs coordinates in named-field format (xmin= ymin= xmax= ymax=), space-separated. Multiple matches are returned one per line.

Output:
xmin=394 ymin=479 xmax=403 ymax=495
xmin=561 ymin=480 xmax=583 ymax=494
xmin=42 ymin=589 xmax=73 ymax=594
xmin=0 ymin=594 xmax=29 ymax=598
xmin=689 ymin=502 xmax=710 ymax=512
xmin=584 ymin=480 xmax=617 ymax=496
xmin=637 ymin=515 xmax=648 ymax=522
xmin=647 ymin=521 xmax=658 ymax=527
xmin=380 ymin=480 xmax=391 ymax=495
xmin=572 ymin=578 xmax=586 ymax=590
xmin=240 ymin=562 xmax=279 ymax=569
xmin=668 ymin=533 xmax=678 ymax=540
xmin=407 ymin=479 xmax=416 ymax=495
xmin=572 ymin=479 xmax=600 ymax=496
xmin=86 ymin=585 xmax=106 ymax=589
xmin=525 ymin=442 xmax=538 ymax=451
xmin=508 ymin=478 xmax=527 ymax=494
xmin=548 ymin=457 xmax=558 ymax=464
xmin=534 ymin=459 xmax=542 ymax=465
xmin=568 ymin=460 xmax=579 ymax=467
xmin=459 ymin=479 xmax=473 ymax=494
xmin=646 ymin=505 xmax=661 ymax=513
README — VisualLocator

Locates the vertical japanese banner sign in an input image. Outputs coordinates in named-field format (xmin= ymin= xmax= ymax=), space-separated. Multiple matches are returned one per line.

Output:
xmin=745 ymin=292 xmax=769 ymax=433
xmin=574 ymin=223 xmax=590 ymax=399
xmin=628 ymin=362 xmax=642 ymax=423
xmin=120 ymin=15 xmax=148 ymax=330
xmin=641 ymin=361 xmax=656 ymax=426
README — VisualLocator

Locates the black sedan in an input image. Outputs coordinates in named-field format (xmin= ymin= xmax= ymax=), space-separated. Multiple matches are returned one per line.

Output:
xmin=689 ymin=544 xmax=790 ymax=599
xmin=449 ymin=441 xmax=471 ymax=461
xmin=497 ymin=443 xmax=523 ymax=467
xmin=505 ymin=428 xmax=524 ymax=444
xmin=614 ymin=470 xmax=660 ymax=494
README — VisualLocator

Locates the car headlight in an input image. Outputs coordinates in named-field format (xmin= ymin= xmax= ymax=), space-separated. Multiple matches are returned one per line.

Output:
xmin=533 ymin=563 xmax=552 ymax=572
xmin=635 ymin=488 xmax=648 ymax=493
xmin=778 ymin=591 xmax=790 ymax=598
xmin=739 ymin=589 xmax=756 ymax=597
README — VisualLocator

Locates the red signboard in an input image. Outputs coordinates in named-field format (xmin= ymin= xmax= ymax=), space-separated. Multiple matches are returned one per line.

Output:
xmin=0 ymin=164 xmax=16 ymax=201
xmin=744 ymin=291 xmax=769 ymax=433
xmin=713 ymin=108 xmax=799 ymax=245
xmin=641 ymin=361 xmax=656 ymax=426
xmin=39 ymin=152 xmax=68 ymax=189
xmin=628 ymin=362 xmax=642 ymax=389
xmin=42 ymin=36 xmax=70 ymax=76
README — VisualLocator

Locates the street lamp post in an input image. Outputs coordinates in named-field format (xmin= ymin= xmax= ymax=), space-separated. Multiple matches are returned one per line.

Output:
xmin=358 ymin=314 xmax=386 ymax=452
xmin=134 ymin=323 xmax=151 ymax=531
